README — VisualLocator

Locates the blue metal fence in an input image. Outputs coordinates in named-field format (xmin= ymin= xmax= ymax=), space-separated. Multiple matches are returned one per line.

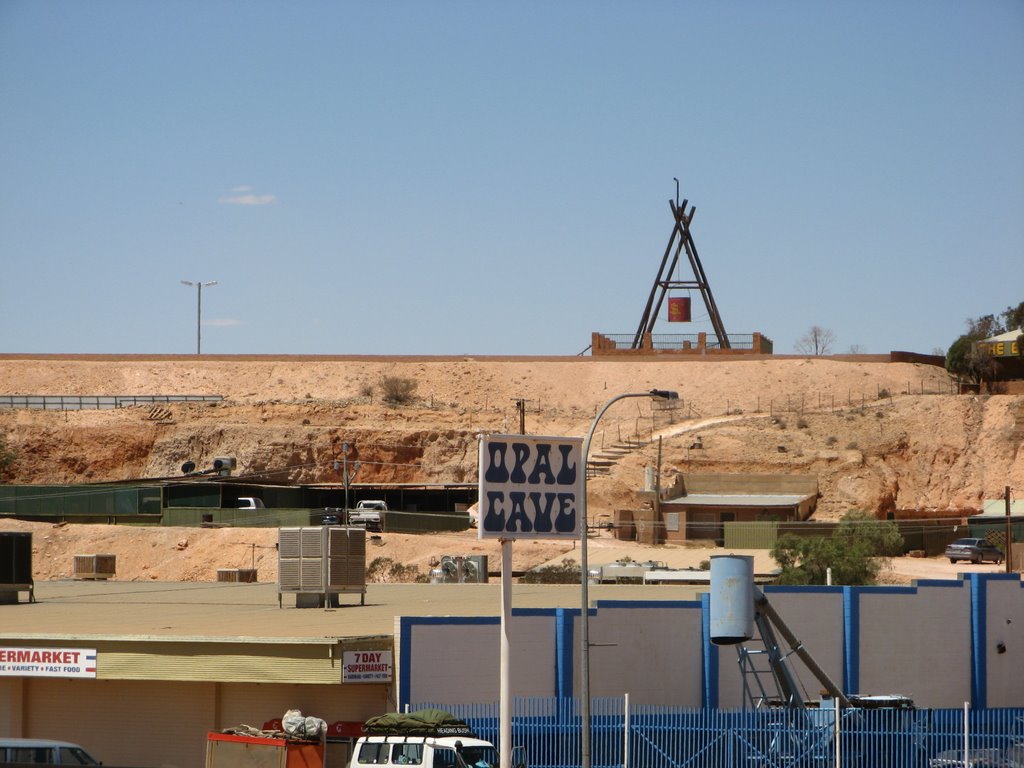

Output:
xmin=414 ymin=698 xmax=1024 ymax=768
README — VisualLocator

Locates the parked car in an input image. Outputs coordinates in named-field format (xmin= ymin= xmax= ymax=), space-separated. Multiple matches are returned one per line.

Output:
xmin=0 ymin=738 xmax=101 ymax=765
xmin=944 ymin=537 xmax=1004 ymax=564
xmin=317 ymin=507 xmax=342 ymax=526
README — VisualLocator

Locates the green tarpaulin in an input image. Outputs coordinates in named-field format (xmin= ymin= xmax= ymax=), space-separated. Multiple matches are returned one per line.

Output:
xmin=363 ymin=709 xmax=474 ymax=737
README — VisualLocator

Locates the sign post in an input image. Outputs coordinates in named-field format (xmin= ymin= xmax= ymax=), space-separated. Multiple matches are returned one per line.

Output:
xmin=478 ymin=434 xmax=582 ymax=768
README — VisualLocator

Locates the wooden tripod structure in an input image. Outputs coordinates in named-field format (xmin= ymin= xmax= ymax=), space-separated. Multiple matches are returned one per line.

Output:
xmin=632 ymin=197 xmax=730 ymax=349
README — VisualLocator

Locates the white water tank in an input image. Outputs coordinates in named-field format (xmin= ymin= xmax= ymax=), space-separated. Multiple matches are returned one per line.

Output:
xmin=709 ymin=554 xmax=754 ymax=645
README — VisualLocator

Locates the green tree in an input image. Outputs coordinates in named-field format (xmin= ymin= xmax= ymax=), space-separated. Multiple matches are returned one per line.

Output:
xmin=966 ymin=313 xmax=1001 ymax=338
xmin=771 ymin=510 xmax=903 ymax=586
xmin=946 ymin=334 xmax=997 ymax=385
xmin=1001 ymin=301 xmax=1024 ymax=332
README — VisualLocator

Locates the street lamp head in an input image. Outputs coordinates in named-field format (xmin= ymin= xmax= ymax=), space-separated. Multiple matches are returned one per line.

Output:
xmin=180 ymin=280 xmax=195 ymax=287
xmin=649 ymin=389 xmax=679 ymax=400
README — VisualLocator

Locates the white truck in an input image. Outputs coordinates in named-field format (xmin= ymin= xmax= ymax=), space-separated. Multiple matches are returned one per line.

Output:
xmin=350 ymin=709 xmax=525 ymax=768
xmin=347 ymin=500 xmax=386 ymax=531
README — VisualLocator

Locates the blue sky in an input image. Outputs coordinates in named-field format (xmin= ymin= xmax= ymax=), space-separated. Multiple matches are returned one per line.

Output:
xmin=1 ymin=1 xmax=1021 ymax=356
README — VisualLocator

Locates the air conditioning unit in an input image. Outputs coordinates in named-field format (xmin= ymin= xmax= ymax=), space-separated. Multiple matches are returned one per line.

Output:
xmin=73 ymin=554 xmax=116 ymax=580
xmin=461 ymin=555 xmax=488 ymax=583
xmin=277 ymin=526 xmax=366 ymax=608
xmin=439 ymin=555 xmax=462 ymax=583
xmin=437 ymin=555 xmax=489 ymax=584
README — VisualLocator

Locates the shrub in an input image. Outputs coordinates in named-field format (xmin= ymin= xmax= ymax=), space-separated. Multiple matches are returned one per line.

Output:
xmin=367 ymin=557 xmax=428 ymax=583
xmin=878 ymin=388 xmax=890 ymax=399
xmin=520 ymin=559 xmax=581 ymax=584
xmin=825 ymin=436 xmax=838 ymax=447
xmin=771 ymin=510 xmax=903 ymax=586
xmin=796 ymin=417 xmax=809 ymax=429
xmin=380 ymin=376 xmax=418 ymax=405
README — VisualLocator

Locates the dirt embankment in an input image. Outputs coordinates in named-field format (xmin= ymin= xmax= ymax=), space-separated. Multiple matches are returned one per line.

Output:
xmin=0 ymin=355 xmax=1021 ymax=585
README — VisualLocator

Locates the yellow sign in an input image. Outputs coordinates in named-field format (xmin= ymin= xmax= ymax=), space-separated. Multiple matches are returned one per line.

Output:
xmin=978 ymin=339 xmax=1021 ymax=358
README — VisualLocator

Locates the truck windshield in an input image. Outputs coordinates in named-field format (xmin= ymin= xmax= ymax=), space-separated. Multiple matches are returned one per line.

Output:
xmin=432 ymin=746 xmax=499 ymax=768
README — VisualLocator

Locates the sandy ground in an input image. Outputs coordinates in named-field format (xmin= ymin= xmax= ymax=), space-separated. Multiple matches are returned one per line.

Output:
xmin=0 ymin=517 xmax=1006 ymax=587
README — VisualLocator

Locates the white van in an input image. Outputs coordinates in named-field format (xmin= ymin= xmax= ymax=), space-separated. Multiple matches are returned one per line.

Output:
xmin=0 ymin=738 xmax=101 ymax=765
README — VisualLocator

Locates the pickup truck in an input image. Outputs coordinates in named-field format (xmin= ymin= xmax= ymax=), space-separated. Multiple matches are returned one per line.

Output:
xmin=350 ymin=709 xmax=525 ymax=768
xmin=348 ymin=500 xmax=386 ymax=531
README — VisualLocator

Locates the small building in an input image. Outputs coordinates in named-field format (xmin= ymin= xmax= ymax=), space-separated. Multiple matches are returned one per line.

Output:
xmin=628 ymin=472 xmax=818 ymax=545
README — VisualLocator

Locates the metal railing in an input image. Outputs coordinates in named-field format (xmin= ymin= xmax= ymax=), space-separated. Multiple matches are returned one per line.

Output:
xmin=414 ymin=697 xmax=1024 ymax=768
xmin=0 ymin=394 xmax=223 ymax=410
xmin=598 ymin=334 xmax=756 ymax=351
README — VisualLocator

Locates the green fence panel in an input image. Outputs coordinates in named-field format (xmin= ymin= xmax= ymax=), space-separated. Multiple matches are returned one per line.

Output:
xmin=724 ymin=521 xmax=779 ymax=549
xmin=160 ymin=507 xmax=312 ymax=528
xmin=165 ymin=485 xmax=222 ymax=508
xmin=383 ymin=510 xmax=471 ymax=534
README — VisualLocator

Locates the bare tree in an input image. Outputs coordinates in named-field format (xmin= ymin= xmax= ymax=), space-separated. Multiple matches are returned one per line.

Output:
xmin=795 ymin=326 xmax=836 ymax=356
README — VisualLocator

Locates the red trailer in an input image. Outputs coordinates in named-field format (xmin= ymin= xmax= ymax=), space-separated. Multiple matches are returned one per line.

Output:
xmin=206 ymin=731 xmax=324 ymax=768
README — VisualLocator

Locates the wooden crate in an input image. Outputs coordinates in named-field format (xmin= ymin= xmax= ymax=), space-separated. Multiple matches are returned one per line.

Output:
xmin=216 ymin=568 xmax=258 ymax=583
xmin=73 ymin=554 xmax=116 ymax=580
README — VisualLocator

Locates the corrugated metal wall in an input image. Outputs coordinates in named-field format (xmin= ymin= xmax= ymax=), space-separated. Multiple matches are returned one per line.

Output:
xmin=22 ymin=678 xmax=214 ymax=768
xmin=0 ymin=485 xmax=161 ymax=522
xmin=2 ymin=676 xmax=394 ymax=768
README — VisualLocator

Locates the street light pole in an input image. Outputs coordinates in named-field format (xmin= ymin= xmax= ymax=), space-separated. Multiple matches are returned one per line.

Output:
xmin=580 ymin=388 xmax=678 ymax=768
xmin=180 ymin=280 xmax=218 ymax=354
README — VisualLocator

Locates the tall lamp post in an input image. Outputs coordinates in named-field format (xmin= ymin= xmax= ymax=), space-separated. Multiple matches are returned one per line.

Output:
xmin=580 ymin=388 xmax=678 ymax=768
xmin=180 ymin=280 xmax=218 ymax=354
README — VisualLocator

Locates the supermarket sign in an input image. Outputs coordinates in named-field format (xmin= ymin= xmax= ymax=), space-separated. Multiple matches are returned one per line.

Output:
xmin=478 ymin=434 xmax=583 ymax=540
xmin=342 ymin=650 xmax=393 ymax=683
xmin=0 ymin=646 xmax=97 ymax=678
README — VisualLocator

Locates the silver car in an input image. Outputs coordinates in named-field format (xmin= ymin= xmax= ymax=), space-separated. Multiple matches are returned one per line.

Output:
xmin=945 ymin=537 xmax=1004 ymax=564
xmin=0 ymin=739 xmax=100 ymax=765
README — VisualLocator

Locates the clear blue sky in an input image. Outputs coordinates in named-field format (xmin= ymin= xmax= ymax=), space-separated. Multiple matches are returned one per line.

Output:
xmin=1 ymin=1 xmax=1021 ymax=356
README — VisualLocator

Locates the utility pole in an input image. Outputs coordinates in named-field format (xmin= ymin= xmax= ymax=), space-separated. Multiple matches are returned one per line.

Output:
xmin=512 ymin=399 xmax=526 ymax=434
xmin=334 ymin=443 xmax=359 ymax=523
xmin=1005 ymin=486 xmax=1013 ymax=574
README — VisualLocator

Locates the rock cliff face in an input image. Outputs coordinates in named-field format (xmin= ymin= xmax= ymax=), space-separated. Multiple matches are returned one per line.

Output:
xmin=1 ymin=355 xmax=1021 ymax=520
